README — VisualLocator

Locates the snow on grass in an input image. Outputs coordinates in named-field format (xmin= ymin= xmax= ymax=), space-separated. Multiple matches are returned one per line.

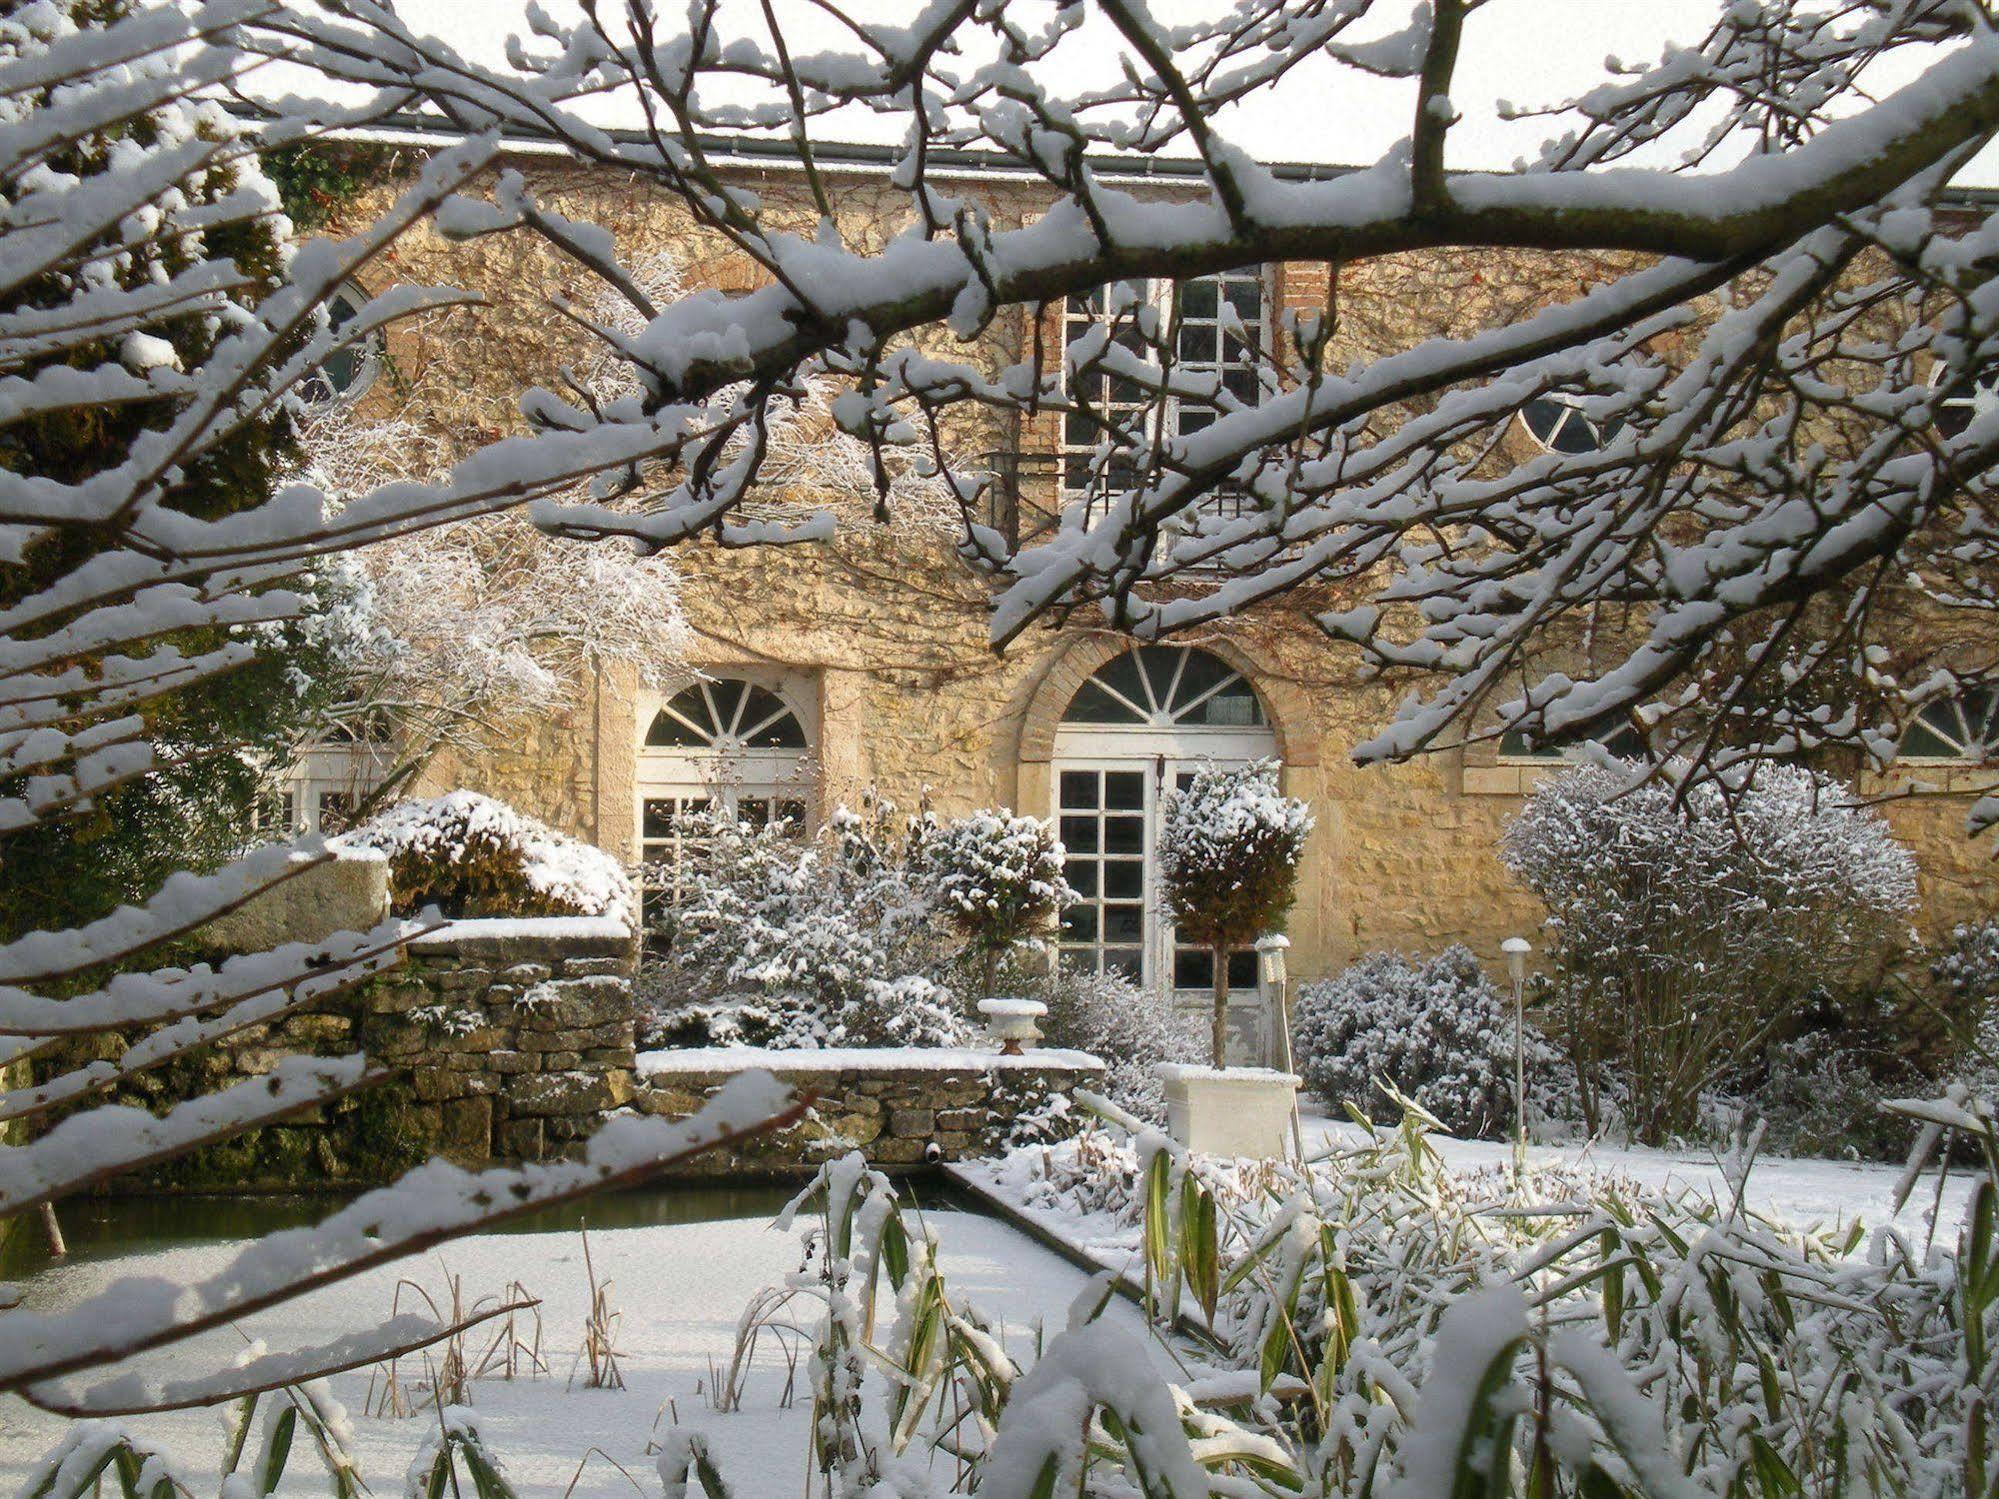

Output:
xmin=956 ymin=1101 xmax=1978 ymax=1290
xmin=1297 ymin=1106 xmax=1977 ymax=1235
xmin=0 ymin=1202 xmax=1155 ymax=1496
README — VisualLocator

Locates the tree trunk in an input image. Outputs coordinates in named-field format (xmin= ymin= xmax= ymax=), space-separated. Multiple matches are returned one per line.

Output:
xmin=1211 ymin=944 xmax=1230 ymax=1068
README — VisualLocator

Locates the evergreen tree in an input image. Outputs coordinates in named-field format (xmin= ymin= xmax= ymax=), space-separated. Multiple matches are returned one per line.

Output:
xmin=0 ymin=0 xmax=335 ymax=938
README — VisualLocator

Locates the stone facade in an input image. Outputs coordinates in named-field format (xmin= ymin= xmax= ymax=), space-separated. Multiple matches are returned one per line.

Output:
xmin=313 ymin=147 xmax=1996 ymax=993
xmin=363 ymin=920 xmax=642 ymax=1168
xmin=631 ymin=1050 xmax=1106 ymax=1174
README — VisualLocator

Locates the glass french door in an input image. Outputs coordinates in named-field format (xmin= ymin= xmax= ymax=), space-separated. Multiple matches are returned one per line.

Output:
xmin=1055 ymin=757 xmax=1259 ymax=996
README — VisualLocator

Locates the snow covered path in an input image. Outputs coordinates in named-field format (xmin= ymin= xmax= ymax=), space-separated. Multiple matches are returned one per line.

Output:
xmin=0 ymin=1202 xmax=1151 ymax=1496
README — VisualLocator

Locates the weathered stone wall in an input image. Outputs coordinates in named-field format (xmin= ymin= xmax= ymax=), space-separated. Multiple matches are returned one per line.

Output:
xmin=365 ymin=919 xmax=640 ymax=1167
xmin=123 ymin=918 xmax=641 ymax=1190
xmin=631 ymin=1049 xmax=1106 ymax=1174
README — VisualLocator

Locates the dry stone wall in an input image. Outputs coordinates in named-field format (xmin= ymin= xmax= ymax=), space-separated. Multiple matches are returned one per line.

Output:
xmin=364 ymin=919 xmax=641 ymax=1168
xmin=632 ymin=1049 xmax=1106 ymax=1174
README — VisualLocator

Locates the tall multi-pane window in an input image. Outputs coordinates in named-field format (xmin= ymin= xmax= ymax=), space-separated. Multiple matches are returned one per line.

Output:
xmin=1050 ymin=645 xmax=1277 ymax=997
xmin=635 ymin=677 xmax=812 ymax=934
xmin=1061 ymin=271 xmax=1267 ymax=508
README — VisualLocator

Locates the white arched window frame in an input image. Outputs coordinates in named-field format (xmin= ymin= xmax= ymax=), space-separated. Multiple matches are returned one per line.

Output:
xmin=1899 ymin=687 xmax=1999 ymax=764
xmin=1517 ymin=392 xmax=1623 ymax=455
xmin=1050 ymin=645 xmax=1277 ymax=997
xmin=635 ymin=676 xmax=814 ymax=920
xmin=297 ymin=282 xmax=382 ymax=409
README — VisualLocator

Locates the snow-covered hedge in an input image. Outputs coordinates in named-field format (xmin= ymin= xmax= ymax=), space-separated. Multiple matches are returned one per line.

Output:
xmin=342 ymin=790 xmax=634 ymax=926
xmin=1294 ymin=946 xmax=1559 ymax=1138
xmin=1502 ymin=760 xmax=1916 ymax=1145
xmin=642 ymin=802 xmax=969 ymax=1048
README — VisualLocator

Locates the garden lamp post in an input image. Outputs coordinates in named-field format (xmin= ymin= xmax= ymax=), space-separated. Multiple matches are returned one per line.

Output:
xmin=1502 ymin=937 xmax=1532 ymax=1179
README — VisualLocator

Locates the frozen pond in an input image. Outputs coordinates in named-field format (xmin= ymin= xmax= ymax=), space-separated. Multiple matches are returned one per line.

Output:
xmin=0 ymin=1180 xmax=1144 ymax=1496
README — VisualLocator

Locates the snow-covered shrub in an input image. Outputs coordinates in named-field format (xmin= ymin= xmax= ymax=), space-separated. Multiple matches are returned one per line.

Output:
xmin=1157 ymin=761 xmax=1312 ymax=1066
xmin=1928 ymin=921 xmax=1999 ymax=1105
xmin=1036 ymin=967 xmax=1200 ymax=1123
xmin=921 ymin=810 xmax=1072 ymax=998
xmin=1751 ymin=1026 xmax=1925 ymax=1162
xmin=1294 ymin=946 xmax=1561 ymax=1138
xmin=342 ymin=790 xmax=635 ymax=924
xmin=1503 ymin=760 xmax=1917 ymax=1145
xmin=648 ymin=800 xmax=969 ymax=1048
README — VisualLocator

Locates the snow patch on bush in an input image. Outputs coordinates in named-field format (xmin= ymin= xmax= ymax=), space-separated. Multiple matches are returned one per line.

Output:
xmin=341 ymin=790 xmax=634 ymax=925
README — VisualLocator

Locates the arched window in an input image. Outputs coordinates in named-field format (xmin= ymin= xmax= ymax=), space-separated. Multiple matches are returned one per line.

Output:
xmin=644 ymin=680 xmax=808 ymax=751
xmin=1519 ymin=394 xmax=1622 ymax=454
xmin=1051 ymin=646 xmax=1277 ymax=1009
xmin=297 ymin=284 xmax=380 ymax=407
xmin=1901 ymin=687 xmax=1999 ymax=762
xmin=1061 ymin=643 xmax=1267 ymax=729
xmin=636 ymin=677 xmax=812 ymax=927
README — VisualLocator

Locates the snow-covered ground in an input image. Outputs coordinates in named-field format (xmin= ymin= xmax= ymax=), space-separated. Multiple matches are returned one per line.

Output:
xmin=1298 ymin=1106 xmax=1978 ymax=1235
xmin=954 ymin=1104 xmax=1980 ymax=1290
xmin=0 ymin=1202 xmax=1155 ymax=1496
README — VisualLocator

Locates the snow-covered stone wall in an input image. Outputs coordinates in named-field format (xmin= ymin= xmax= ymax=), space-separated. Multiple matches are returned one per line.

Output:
xmin=113 ymin=918 xmax=642 ymax=1190
xmin=632 ymin=1046 xmax=1106 ymax=1172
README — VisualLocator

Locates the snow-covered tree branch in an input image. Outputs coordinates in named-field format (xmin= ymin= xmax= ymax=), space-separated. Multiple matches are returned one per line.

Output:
xmin=0 ymin=0 xmax=798 ymax=1405
xmin=227 ymin=0 xmax=1999 ymax=806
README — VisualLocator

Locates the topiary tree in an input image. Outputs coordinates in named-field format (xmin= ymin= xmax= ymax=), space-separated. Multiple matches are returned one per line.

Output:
xmin=1502 ymin=760 xmax=1917 ymax=1145
xmin=1157 ymin=762 xmax=1313 ymax=1067
xmin=922 ymin=809 xmax=1073 ymax=1001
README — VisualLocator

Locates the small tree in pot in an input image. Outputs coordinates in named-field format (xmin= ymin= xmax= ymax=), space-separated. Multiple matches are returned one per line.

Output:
xmin=1158 ymin=762 xmax=1314 ymax=1066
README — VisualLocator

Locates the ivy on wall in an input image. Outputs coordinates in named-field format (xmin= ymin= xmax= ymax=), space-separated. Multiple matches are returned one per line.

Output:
xmin=263 ymin=140 xmax=408 ymax=231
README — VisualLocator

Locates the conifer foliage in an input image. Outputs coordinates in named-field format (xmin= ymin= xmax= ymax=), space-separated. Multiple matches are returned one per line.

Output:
xmin=0 ymin=0 xmax=795 ymax=1412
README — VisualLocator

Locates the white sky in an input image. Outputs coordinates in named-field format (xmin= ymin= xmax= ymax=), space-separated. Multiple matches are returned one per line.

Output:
xmin=304 ymin=0 xmax=1999 ymax=186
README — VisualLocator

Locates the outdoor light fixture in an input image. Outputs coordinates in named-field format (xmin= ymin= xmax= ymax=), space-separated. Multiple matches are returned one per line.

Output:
xmin=1501 ymin=937 xmax=1532 ymax=1178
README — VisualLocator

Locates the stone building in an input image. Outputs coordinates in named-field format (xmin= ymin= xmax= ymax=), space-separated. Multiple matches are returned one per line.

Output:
xmin=292 ymin=133 xmax=1998 ymax=1016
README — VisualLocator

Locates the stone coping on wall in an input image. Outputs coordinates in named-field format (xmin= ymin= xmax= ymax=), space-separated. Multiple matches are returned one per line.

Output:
xmin=632 ymin=1045 xmax=1106 ymax=1173
xmin=637 ymin=1044 xmax=1104 ymax=1074
xmin=408 ymin=915 xmax=634 ymax=952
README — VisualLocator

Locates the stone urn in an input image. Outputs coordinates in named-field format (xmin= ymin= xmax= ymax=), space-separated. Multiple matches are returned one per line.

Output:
xmin=1158 ymin=1063 xmax=1299 ymax=1159
xmin=977 ymin=997 xmax=1047 ymax=1055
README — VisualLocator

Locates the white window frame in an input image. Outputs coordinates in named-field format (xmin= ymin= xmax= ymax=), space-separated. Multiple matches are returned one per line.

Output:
xmin=1897 ymin=687 xmax=1999 ymax=766
xmin=1060 ymin=270 xmax=1270 ymax=511
xmin=298 ymin=282 xmax=382 ymax=409
xmin=1516 ymin=392 xmax=1622 ymax=455
xmin=1048 ymin=646 xmax=1279 ymax=998
xmin=634 ymin=675 xmax=815 ymax=919
xmin=262 ymin=740 xmax=396 ymax=837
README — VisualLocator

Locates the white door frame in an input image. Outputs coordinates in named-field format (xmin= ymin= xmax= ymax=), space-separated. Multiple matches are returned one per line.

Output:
xmin=1051 ymin=723 xmax=1277 ymax=995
